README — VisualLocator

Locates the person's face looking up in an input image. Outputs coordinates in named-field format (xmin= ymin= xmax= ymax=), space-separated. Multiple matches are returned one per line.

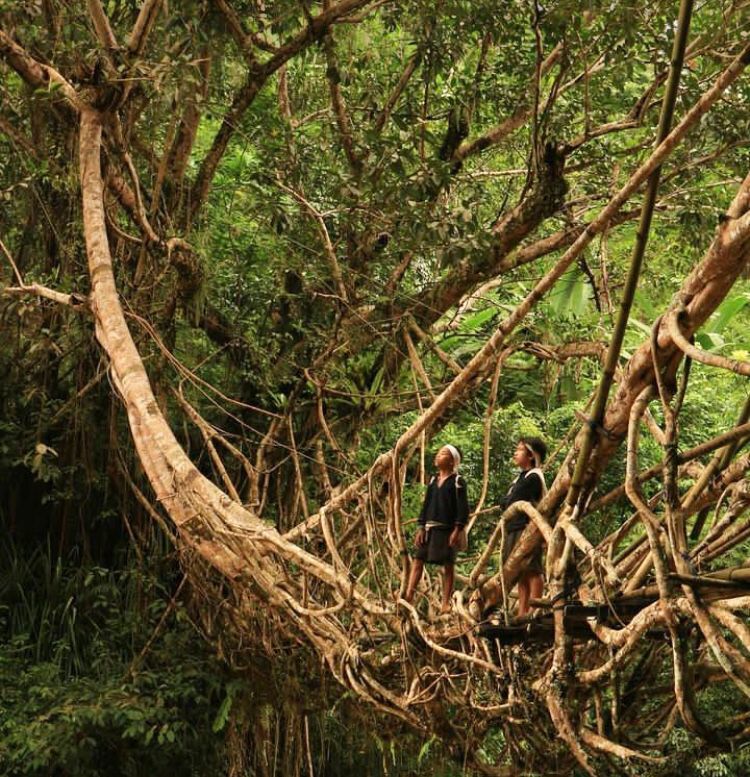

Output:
xmin=435 ymin=446 xmax=455 ymax=471
xmin=512 ymin=441 xmax=534 ymax=470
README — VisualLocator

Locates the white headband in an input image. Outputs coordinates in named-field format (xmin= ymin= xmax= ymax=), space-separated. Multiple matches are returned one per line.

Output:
xmin=444 ymin=444 xmax=461 ymax=470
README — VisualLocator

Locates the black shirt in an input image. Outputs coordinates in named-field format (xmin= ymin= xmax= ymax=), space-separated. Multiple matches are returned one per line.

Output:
xmin=418 ymin=473 xmax=469 ymax=529
xmin=502 ymin=469 xmax=544 ymax=531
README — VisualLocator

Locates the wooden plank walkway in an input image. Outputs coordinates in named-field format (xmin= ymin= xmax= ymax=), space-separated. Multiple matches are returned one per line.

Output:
xmin=478 ymin=596 xmax=664 ymax=645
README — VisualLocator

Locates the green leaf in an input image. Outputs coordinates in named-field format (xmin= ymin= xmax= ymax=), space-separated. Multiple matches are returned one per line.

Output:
xmin=548 ymin=266 xmax=590 ymax=317
xmin=711 ymin=295 xmax=749 ymax=333
xmin=459 ymin=307 xmax=497 ymax=333
xmin=211 ymin=693 xmax=233 ymax=733
xmin=417 ymin=735 xmax=437 ymax=764
xmin=695 ymin=331 xmax=725 ymax=351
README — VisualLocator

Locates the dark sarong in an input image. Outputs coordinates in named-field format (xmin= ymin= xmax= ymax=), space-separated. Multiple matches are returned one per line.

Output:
xmin=414 ymin=526 xmax=457 ymax=565
xmin=502 ymin=526 xmax=543 ymax=575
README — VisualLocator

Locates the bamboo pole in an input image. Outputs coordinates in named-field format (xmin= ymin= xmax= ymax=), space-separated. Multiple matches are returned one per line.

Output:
xmin=566 ymin=0 xmax=695 ymax=511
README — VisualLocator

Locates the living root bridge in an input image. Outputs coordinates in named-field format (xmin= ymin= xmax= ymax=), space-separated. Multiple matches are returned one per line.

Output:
xmin=9 ymin=4 xmax=749 ymax=771
xmin=73 ymin=101 xmax=632 ymax=771
xmin=81 ymin=90 xmax=750 ymax=771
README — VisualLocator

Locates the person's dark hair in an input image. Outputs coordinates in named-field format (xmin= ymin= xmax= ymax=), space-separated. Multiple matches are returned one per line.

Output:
xmin=519 ymin=436 xmax=547 ymax=465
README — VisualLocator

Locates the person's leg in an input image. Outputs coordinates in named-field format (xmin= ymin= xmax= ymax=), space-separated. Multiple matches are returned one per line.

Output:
xmin=517 ymin=573 xmax=531 ymax=617
xmin=441 ymin=563 xmax=455 ymax=612
xmin=529 ymin=573 xmax=544 ymax=605
xmin=405 ymin=559 xmax=424 ymax=603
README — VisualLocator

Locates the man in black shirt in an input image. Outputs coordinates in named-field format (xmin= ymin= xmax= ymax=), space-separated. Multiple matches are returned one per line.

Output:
xmin=405 ymin=445 xmax=469 ymax=613
xmin=501 ymin=436 xmax=547 ymax=617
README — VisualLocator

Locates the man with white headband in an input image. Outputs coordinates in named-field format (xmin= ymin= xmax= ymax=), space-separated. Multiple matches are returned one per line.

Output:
xmin=405 ymin=444 xmax=469 ymax=614
xmin=501 ymin=436 xmax=548 ymax=618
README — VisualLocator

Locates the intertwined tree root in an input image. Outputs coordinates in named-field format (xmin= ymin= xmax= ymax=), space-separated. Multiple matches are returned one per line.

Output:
xmin=74 ymin=100 xmax=750 ymax=773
